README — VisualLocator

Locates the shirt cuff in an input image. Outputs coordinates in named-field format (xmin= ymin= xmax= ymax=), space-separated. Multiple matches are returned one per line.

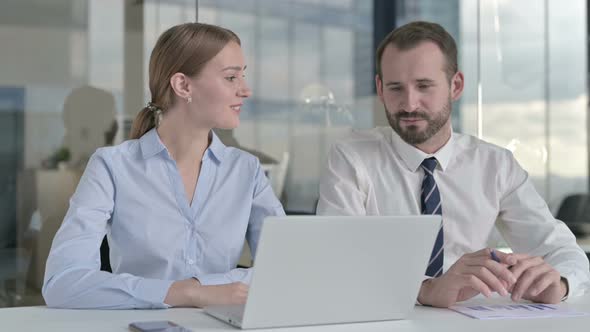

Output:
xmin=560 ymin=276 xmax=570 ymax=301
xmin=195 ymin=269 xmax=252 ymax=286
xmin=195 ymin=273 xmax=231 ymax=286
xmin=557 ymin=268 xmax=588 ymax=300
xmin=134 ymin=278 xmax=175 ymax=308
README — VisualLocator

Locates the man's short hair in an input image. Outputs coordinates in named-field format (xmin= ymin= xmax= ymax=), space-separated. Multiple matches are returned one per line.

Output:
xmin=376 ymin=21 xmax=458 ymax=82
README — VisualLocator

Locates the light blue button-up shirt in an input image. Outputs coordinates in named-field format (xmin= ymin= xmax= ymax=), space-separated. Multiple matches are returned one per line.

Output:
xmin=42 ymin=128 xmax=285 ymax=309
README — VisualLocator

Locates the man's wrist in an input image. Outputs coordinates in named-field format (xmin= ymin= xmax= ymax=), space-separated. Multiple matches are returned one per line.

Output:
xmin=417 ymin=279 xmax=433 ymax=306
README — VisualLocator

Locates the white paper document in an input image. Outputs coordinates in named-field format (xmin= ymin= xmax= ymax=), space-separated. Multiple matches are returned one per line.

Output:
xmin=450 ymin=303 xmax=589 ymax=320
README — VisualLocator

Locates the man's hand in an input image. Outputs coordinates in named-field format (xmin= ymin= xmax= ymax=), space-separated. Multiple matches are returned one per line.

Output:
xmin=418 ymin=248 xmax=517 ymax=308
xmin=507 ymin=254 xmax=567 ymax=304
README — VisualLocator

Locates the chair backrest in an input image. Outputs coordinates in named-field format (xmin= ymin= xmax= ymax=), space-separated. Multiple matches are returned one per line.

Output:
xmin=100 ymin=236 xmax=111 ymax=272
xmin=261 ymin=152 xmax=289 ymax=198
xmin=556 ymin=194 xmax=590 ymax=236
xmin=556 ymin=194 xmax=590 ymax=224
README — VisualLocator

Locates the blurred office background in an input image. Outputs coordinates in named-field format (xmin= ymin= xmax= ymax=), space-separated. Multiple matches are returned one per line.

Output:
xmin=0 ymin=0 xmax=588 ymax=307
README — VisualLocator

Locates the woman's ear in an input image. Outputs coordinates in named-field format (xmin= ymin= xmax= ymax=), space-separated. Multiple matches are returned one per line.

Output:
xmin=169 ymin=73 xmax=192 ymax=101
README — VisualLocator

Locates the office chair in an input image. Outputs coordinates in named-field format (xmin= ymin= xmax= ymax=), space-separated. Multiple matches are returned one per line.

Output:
xmin=556 ymin=193 xmax=590 ymax=237
xmin=99 ymin=236 xmax=111 ymax=273
xmin=261 ymin=152 xmax=289 ymax=200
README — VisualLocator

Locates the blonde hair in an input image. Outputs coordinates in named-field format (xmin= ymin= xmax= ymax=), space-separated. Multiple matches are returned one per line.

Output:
xmin=130 ymin=22 xmax=240 ymax=139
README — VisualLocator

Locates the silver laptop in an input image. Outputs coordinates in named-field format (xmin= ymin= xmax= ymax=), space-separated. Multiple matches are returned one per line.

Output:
xmin=204 ymin=215 xmax=441 ymax=329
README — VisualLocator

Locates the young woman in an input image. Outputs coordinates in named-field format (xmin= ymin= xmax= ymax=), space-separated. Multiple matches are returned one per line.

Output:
xmin=43 ymin=23 xmax=285 ymax=309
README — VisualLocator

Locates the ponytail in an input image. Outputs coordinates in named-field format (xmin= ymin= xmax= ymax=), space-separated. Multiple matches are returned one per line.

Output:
xmin=129 ymin=102 xmax=163 ymax=139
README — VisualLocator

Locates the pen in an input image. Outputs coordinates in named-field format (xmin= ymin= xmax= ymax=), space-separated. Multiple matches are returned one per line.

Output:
xmin=491 ymin=249 xmax=515 ymax=271
xmin=490 ymin=249 xmax=501 ymax=263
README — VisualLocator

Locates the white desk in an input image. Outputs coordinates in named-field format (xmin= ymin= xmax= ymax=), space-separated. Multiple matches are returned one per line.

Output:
xmin=1 ymin=296 xmax=589 ymax=332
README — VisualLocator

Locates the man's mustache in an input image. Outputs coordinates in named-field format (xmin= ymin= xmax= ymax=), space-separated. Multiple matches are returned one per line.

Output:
xmin=395 ymin=111 xmax=429 ymax=120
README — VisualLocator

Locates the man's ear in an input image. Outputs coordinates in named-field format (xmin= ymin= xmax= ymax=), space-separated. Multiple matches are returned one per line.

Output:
xmin=450 ymin=71 xmax=464 ymax=101
xmin=169 ymin=73 xmax=192 ymax=101
xmin=375 ymin=74 xmax=385 ymax=104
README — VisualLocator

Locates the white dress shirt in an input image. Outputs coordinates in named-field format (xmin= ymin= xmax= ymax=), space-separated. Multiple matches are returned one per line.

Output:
xmin=317 ymin=126 xmax=590 ymax=297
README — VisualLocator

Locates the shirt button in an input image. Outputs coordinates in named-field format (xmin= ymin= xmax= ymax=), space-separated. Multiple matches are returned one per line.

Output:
xmin=187 ymin=259 xmax=195 ymax=265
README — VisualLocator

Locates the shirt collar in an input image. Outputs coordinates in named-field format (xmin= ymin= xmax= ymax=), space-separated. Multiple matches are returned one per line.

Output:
xmin=207 ymin=130 xmax=225 ymax=163
xmin=139 ymin=128 xmax=166 ymax=159
xmin=139 ymin=128 xmax=226 ymax=163
xmin=389 ymin=127 xmax=454 ymax=172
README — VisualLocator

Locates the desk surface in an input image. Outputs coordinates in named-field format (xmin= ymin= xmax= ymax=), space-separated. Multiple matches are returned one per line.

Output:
xmin=2 ymin=296 xmax=589 ymax=332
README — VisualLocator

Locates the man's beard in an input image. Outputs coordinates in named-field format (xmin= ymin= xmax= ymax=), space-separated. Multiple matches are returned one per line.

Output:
xmin=385 ymin=98 xmax=452 ymax=145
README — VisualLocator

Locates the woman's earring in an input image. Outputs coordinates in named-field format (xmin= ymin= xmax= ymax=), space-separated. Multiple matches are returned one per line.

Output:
xmin=187 ymin=96 xmax=192 ymax=104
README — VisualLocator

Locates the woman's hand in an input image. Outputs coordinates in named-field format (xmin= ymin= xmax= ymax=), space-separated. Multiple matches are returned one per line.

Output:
xmin=164 ymin=278 xmax=249 ymax=308
xmin=194 ymin=282 xmax=249 ymax=307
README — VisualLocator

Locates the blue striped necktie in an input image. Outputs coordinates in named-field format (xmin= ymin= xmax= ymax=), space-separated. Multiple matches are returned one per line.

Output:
xmin=421 ymin=157 xmax=444 ymax=277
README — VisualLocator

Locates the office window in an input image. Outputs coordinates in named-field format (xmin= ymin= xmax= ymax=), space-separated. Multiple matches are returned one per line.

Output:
xmin=198 ymin=0 xmax=374 ymax=212
xmin=390 ymin=0 xmax=588 ymax=212
xmin=0 ymin=0 xmax=196 ymax=307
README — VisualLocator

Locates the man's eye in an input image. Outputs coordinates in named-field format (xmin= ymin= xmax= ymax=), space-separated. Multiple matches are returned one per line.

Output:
xmin=225 ymin=76 xmax=237 ymax=82
xmin=389 ymin=87 xmax=402 ymax=92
